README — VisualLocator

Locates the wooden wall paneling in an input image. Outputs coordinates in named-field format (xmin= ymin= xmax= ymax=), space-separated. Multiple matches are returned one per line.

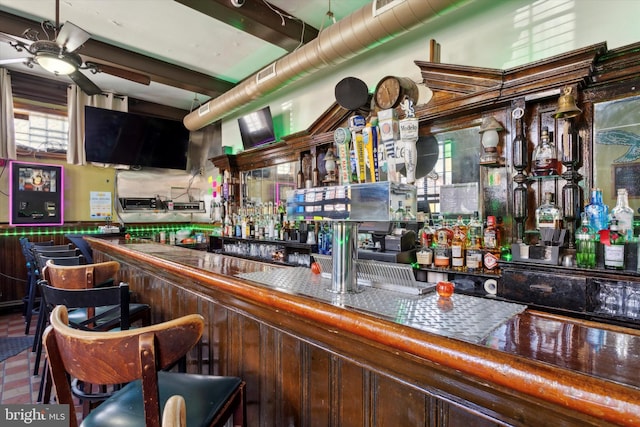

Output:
xmin=308 ymin=344 xmax=331 ymax=426
xmin=279 ymin=332 xmax=304 ymax=426
xmin=372 ymin=373 xmax=428 ymax=426
xmin=258 ymin=323 xmax=278 ymax=426
xmin=335 ymin=359 xmax=367 ymax=427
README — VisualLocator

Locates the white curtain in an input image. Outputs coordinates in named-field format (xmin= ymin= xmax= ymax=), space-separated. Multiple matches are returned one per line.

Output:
xmin=67 ymin=85 xmax=128 ymax=165
xmin=0 ymin=68 xmax=16 ymax=160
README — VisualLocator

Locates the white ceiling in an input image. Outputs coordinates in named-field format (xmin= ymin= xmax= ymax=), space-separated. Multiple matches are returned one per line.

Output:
xmin=0 ymin=0 xmax=371 ymax=111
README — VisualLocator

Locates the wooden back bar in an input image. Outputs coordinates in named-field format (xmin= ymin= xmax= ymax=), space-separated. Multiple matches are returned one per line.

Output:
xmin=87 ymin=237 xmax=640 ymax=426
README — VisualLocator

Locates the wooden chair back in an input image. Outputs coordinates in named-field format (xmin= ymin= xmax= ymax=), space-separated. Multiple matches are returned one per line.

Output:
xmin=44 ymin=306 xmax=204 ymax=427
xmin=43 ymin=260 xmax=119 ymax=290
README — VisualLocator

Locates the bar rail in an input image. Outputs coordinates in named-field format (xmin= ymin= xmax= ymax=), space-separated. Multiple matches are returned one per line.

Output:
xmin=87 ymin=237 xmax=640 ymax=426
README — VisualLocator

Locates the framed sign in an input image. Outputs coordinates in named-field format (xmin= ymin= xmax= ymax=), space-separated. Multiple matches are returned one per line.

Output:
xmin=9 ymin=161 xmax=64 ymax=226
xmin=612 ymin=163 xmax=640 ymax=198
xmin=594 ymin=94 xmax=640 ymax=207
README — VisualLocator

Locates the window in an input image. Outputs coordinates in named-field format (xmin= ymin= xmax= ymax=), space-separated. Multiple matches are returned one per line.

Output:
xmin=416 ymin=138 xmax=452 ymax=214
xmin=14 ymin=108 xmax=69 ymax=154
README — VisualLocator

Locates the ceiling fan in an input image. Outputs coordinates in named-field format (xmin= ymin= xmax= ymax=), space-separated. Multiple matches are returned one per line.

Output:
xmin=0 ymin=0 xmax=150 ymax=94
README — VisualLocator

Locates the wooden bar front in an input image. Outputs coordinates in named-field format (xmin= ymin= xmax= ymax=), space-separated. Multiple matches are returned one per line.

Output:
xmin=88 ymin=237 xmax=640 ymax=427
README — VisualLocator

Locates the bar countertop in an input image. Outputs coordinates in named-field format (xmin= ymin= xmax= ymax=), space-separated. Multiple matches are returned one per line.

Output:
xmin=87 ymin=237 xmax=640 ymax=426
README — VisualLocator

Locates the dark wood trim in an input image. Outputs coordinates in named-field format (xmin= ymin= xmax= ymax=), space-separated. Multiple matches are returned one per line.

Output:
xmin=0 ymin=10 xmax=233 ymax=99
xmin=174 ymin=0 xmax=318 ymax=52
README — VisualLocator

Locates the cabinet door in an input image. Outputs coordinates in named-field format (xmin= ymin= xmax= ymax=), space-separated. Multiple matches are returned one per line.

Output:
xmin=501 ymin=269 xmax=587 ymax=312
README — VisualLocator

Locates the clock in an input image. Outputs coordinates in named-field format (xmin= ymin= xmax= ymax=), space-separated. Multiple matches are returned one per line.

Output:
xmin=374 ymin=76 xmax=419 ymax=110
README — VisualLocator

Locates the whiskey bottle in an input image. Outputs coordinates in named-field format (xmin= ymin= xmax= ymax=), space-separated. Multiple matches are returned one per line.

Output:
xmin=611 ymin=188 xmax=634 ymax=240
xmin=433 ymin=217 xmax=453 ymax=268
xmin=535 ymin=192 xmax=562 ymax=230
xmin=532 ymin=126 xmax=558 ymax=176
xmin=451 ymin=216 xmax=468 ymax=271
xmin=466 ymin=212 xmax=483 ymax=272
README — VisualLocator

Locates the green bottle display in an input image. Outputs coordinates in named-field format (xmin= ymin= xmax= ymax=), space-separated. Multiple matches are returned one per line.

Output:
xmin=575 ymin=212 xmax=596 ymax=269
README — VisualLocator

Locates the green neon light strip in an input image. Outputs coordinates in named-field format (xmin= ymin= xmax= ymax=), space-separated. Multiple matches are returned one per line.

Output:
xmin=0 ymin=223 xmax=219 ymax=238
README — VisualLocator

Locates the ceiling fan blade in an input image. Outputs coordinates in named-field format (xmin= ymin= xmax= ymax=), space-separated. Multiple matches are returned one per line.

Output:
xmin=86 ymin=62 xmax=151 ymax=86
xmin=0 ymin=58 xmax=29 ymax=65
xmin=68 ymin=70 xmax=102 ymax=96
xmin=0 ymin=32 xmax=32 ymax=50
xmin=56 ymin=21 xmax=90 ymax=52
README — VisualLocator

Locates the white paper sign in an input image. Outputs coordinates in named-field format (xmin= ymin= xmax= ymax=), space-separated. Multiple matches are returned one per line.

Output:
xmin=90 ymin=191 xmax=112 ymax=219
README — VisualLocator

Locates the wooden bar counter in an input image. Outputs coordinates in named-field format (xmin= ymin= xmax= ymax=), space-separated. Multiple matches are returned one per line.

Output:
xmin=86 ymin=237 xmax=640 ymax=427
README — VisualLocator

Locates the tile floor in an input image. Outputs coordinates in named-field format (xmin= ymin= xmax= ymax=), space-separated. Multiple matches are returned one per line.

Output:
xmin=0 ymin=309 xmax=44 ymax=405
xmin=0 ymin=308 xmax=83 ymax=424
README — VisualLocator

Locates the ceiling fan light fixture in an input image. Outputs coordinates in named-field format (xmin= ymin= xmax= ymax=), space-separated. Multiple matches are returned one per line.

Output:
xmin=36 ymin=52 xmax=77 ymax=75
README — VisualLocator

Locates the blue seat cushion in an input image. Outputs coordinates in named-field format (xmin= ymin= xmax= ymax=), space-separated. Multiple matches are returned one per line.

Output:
xmin=80 ymin=371 xmax=242 ymax=427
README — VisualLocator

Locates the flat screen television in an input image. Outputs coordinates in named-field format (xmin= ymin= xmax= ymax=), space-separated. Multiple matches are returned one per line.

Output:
xmin=237 ymin=106 xmax=276 ymax=150
xmin=84 ymin=106 xmax=190 ymax=170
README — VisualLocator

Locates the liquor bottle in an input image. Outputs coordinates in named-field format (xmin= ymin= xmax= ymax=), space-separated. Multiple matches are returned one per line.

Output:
xmin=575 ymin=212 xmax=596 ymax=269
xmin=451 ymin=216 xmax=468 ymax=271
xmin=277 ymin=201 xmax=286 ymax=226
xmin=611 ymin=188 xmax=634 ymax=240
xmin=274 ymin=216 xmax=282 ymax=241
xmin=602 ymin=216 xmax=625 ymax=270
xmin=297 ymin=158 xmax=305 ymax=189
xmin=483 ymin=215 xmax=500 ymax=273
xmin=535 ymin=192 xmax=562 ymax=230
xmin=532 ymin=126 xmax=558 ymax=176
xmin=322 ymin=223 xmax=333 ymax=255
xmin=585 ymin=188 xmax=609 ymax=234
xmin=248 ymin=214 xmax=255 ymax=239
xmin=466 ymin=212 xmax=483 ymax=272
xmin=420 ymin=215 xmax=435 ymax=249
xmin=433 ymin=217 xmax=453 ymax=268
xmin=317 ymin=223 xmax=325 ymax=255
xmin=395 ymin=200 xmax=406 ymax=221
xmin=235 ymin=214 xmax=242 ymax=238
xmin=223 ymin=208 xmax=233 ymax=237
xmin=241 ymin=215 xmax=248 ymax=239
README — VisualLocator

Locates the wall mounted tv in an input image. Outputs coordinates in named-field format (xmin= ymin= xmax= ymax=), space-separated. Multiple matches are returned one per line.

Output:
xmin=237 ymin=106 xmax=277 ymax=150
xmin=84 ymin=106 xmax=189 ymax=170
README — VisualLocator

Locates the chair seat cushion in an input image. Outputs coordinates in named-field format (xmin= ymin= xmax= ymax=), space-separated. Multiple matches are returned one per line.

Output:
xmin=80 ymin=371 xmax=242 ymax=427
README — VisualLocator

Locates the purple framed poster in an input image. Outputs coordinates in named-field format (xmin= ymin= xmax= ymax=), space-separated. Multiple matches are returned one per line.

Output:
xmin=9 ymin=161 xmax=64 ymax=226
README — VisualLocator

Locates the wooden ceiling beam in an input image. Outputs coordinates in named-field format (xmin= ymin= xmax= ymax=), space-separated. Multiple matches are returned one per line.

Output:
xmin=0 ymin=10 xmax=234 ymax=99
xmin=174 ymin=0 xmax=319 ymax=52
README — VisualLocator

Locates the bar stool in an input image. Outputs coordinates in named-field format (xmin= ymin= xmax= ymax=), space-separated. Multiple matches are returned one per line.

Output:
xmin=32 ymin=260 xmax=150 ymax=376
xmin=24 ymin=244 xmax=80 ymax=335
xmin=38 ymin=281 xmax=137 ymax=407
xmin=44 ymin=305 xmax=246 ymax=427
xmin=18 ymin=238 xmax=55 ymax=331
